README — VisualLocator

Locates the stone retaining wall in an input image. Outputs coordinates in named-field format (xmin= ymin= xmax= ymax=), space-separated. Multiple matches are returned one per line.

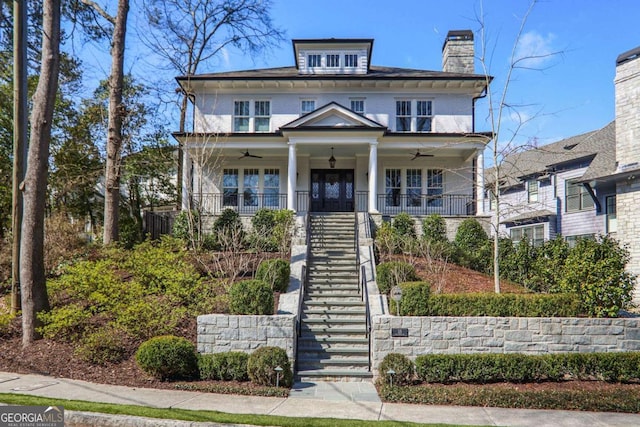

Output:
xmin=372 ymin=315 xmax=640 ymax=374
xmin=197 ymin=314 xmax=296 ymax=361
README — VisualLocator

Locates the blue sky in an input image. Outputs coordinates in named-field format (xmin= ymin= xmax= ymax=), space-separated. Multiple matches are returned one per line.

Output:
xmin=79 ymin=1 xmax=640 ymax=148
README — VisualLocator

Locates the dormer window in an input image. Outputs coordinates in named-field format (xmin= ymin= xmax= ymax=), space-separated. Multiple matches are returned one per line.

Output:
xmin=345 ymin=54 xmax=358 ymax=67
xmin=326 ymin=54 xmax=340 ymax=68
xmin=308 ymin=54 xmax=321 ymax=67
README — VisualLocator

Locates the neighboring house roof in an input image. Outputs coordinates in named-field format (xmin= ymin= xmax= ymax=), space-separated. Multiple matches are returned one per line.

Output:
xmin=487 ymin=121 xmax=616 ymax=188
xmin=504 ymin=209 xmax=556 ymax=225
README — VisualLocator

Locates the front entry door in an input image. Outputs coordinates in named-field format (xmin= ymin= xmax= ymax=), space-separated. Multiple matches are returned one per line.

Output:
xmin=310 ymin=169 xmax=354 ymax=212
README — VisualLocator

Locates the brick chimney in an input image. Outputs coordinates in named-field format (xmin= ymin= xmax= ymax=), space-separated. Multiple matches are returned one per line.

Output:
xmin=615 ymin=46 xmax=640 ymax=172
xmin=442 ymin=30 xmax=475 ymax=74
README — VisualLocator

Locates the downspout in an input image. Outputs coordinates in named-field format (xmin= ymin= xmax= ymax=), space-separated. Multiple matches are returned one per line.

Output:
xmin=472 ymin=88 xmax=488 ymax=213
xmin=583 ymin=182 xmax=602 ymax=213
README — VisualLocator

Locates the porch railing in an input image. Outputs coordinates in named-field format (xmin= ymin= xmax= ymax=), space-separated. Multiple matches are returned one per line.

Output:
xmin=377 ymin=193 xmax=475 ymax=216
xmin=194 ymin=193 xmax=287 ymax=215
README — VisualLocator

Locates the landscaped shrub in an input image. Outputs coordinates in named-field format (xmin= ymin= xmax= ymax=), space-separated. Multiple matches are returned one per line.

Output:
xmin=388 ymin=281 xmax=431 ymax=316
xmin=374 ymin=221 xmax=400 ymax=259
xmin=524 ymin=236 xmax=570 ymax=292
xmin=376 ymin=261 xmax=418 ymax=294
xmin=392 ymin=212 xmax=416 ymax=238
xmin=414 ymin=352 xmax=640 ymax=384
xmin=272 ymin=209 xmax=295 ymax=256
xmin=378 ymin=353 xmax=415 ymax=386
xmin=199 ymin=352 xmax=249 ymax=381
xmin=555 ymin=235 xmax=636 ymax=317
xmin=422 ymin=214 xmax=447 ymax=243
xmin=256 ymin=259 xmax=290 ymax=293
xmin=247 ymin=346 xmax=292 ymax=387
xmin=424 ymin=292 xmax=582 ymax=317
xmin=213 ymin=208 xmax=245 ymax=251
xmin=135 ymin=335 xmax=199 ymax=381
xmin=249 ymin=209 xmax=278 ymax=251
xmin=454 ymin=218 xmax=491 ymax=271
xmin=75 ymin=327 xmax=129 ymax=365
xmin=228 ymin=280 xmax=274 ymax=315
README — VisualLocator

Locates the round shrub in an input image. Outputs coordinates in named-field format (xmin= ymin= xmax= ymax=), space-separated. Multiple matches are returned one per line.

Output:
xmin=247 ymin=346 xmax=292 ymax=387
xmin=376 ymin=261 xmax=418 ymax=294
xmin=392 ymin=212 xmax=416 ymax=238
xmin=228 ymin=280 xmax=274 ymax=315
xmin=75 ymin=327 xmax=129 ymax=365
xmin=388 ymin=281 xmax=431 ymax=316
xmin=135 ymin=335 xmax=198 ymax=381
xmin=199 ymin=351 xmax=249 ymax=381
xmin=256 ymin=259 xmax=290 ymax=293
xmin=422 ymin=214 xmax=447 ymax=242
xmin=454 ymin=218 xmax=488 ymax=251
xmin=378 ymin=353 xmax=415 ymax=386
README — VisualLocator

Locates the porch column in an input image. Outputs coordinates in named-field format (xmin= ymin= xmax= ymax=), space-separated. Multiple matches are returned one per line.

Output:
xmin=476 ymin=149 xmax=485 ymax=215
xmin=368 ymin=142 xmax=378 ymax=213
xmin=287 ymin=142 xmax=297 ymax=211
xmin=181 ymin=147 xmax=191 ymax=211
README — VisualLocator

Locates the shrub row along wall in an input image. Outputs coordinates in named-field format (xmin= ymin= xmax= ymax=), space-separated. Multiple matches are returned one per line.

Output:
xmin=197 ymin=314 xmax=296 ymax=361
xmin=372 ymin=315 xmax=640 ymax=375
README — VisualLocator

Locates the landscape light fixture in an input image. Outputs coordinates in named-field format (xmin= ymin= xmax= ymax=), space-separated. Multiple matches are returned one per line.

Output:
xmin=274 ymin=365 xmax=283 ymax=387
xmin=387 ymin=369 xmax=396 ymax=387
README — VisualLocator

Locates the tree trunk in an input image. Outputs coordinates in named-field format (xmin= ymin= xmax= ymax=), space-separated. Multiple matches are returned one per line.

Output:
xmin=102 ymin=0 xmax=129 ymax=245
xmin=20 ymin=0 xmax=61 ymax=347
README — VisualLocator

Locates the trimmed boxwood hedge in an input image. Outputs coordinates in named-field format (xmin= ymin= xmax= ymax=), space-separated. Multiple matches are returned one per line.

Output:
xmin=388 ymin=281 xmax=431 ymax=316
xmin=414 ymin=352 xmax=640 ymax=384
xmin=199 ymin=351 xmax=249 ymax=381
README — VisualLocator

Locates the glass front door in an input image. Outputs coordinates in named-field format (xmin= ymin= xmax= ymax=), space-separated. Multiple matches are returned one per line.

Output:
xmin=310 ymin=169 xmax=354 ymax=212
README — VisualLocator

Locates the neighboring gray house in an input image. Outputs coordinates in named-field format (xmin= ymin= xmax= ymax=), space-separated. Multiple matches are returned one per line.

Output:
xmin=485 ymin=45 xmax=640 ymax=301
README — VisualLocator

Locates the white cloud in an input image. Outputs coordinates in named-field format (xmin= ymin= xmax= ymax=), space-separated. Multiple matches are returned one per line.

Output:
xmin=513 ymin=31 xmax=557 ymax=69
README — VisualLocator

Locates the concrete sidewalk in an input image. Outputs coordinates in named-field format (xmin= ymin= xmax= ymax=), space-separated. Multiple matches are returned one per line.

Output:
xmin=1 ymin=371 xmax=640 ymax=426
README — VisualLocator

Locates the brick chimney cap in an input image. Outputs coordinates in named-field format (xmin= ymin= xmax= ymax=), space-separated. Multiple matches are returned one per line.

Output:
xmin=616 ymin=46 xmax=640 ymax=66
xmin=443 ymin=30 xmax=474 ymax=51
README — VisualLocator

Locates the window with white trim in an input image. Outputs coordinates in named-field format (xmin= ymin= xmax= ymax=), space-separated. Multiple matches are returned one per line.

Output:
xmin=264 ymin=169 xmax=280 ymax=207
xmin=233 ymin=101 xmax=250 ymax=132
xmin=510 ymin=224 xmax=544 ymax=247
xmin=416 ymin=100 xmax=433 ymax=132
xmin=307 ymin=54 xmax=321 ymax=67
xmin=254 ymin=101 xmax=270 ymax=132
xmin=606 ymin=195 xmax=617 ymax=233
xmin=243 ymin=169 xmax=259 ymax=207
xmin=233 ymin=100 xmax=270 ymax=132
xmin=326 ymin=54 xmax=340 ymax=68
xmin=385 ymin=169 xmax=402 ymax=207
xmin=565 ymin=233 xmax=595 ymax=248
xmin=527 ymin=179 xmax=538 ymax=203
xmin=406 ymin=169 xmax=422 ymax=207
xmin=565 ymin=180 xmax=594 ymax=212
xmin=396 ymin=100 xmax=434 ymax=132
xmin=396 ymin=100 xmax=411 ymax=132
xmin=350 ymin=99 xmax=365 ymax=114
xmin=427 ymin=169 xmax=443 ymax=207
xmin=223 ymin=169 xmax=239 ymax=206
xmin=223 ymin=168 xmax=281 ymax=209
xmin=301 ymin=99 xmax=315 ymax=115
xmin=344 ymin=54 xmax=358 ymax=67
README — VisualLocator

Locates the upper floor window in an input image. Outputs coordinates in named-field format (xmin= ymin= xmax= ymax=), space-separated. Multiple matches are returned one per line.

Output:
xmin=396 ymin=100 xmax=433 ymax=132
xmin=233 ymin=100 xmax=270 ymax=132
xmin=308 ymin=54 xmax=321 ymax=67
xmin=326 ymin=54 xmax=340 ymax=67
xmin=396 ymin=100 xmax=412 ymax=132
xmin=301 ymin=99 xmax=316 ymax=115
xmin=565 ymin=180 xmax=594 ymax=212
xmin=416 ymin=100 xmax=433 ymax=132
xmin=527 ymin=179 xmax=538 ymax=203
xmin=350 ymin=99 xmax=365 ymax=114
xmin=345 ymin=54 xmax=358 ymax=67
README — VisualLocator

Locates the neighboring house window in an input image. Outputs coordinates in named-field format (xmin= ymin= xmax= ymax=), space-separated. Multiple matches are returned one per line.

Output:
xmin=223 ymin=169 xmax=239 ymax=205
xmin=606 ymin=195 xmax=617 ymax=233
xmin=233 ymin=101 xmax=250 ymax=132
xmin=264 ymin=169 xmax=280 ymax=207
xmin=396 ymin=100 xmax=411 ymax=132
xmin=301 ymin=100 xmax=315 ymax=114
xmin=528 ymin=179 xmax=538 ymax=203
xmin=345 ymin=54 xmax=358 ymax=67
xmin=243 ymin=168 xmax=259 ymax=207
xmin=308 ymin=54 xmax=321 ymax=67
xmin=566 ymin=180 xmax=594 ymax=212
xmin=350 ymin=99 xmax=365 ymax=114
xmin=488 ymin=191 xmax=497 ymax=211
xmin=416 ymin=100 xmax=433 ymax=132
xmin=510 ymin=224 xmax=544 ymax=247
xmin=385 ymin=169 xmax=402 ymax=207
xmin=427 ymin=169 xmax=443 ymax=207
xmin=565 ymin=234 xmax=595 ymax=248
xmin=326 ymin=54 xmax=340 ymax=67
xmin=254 ymin=101 xmax=270 ymax=132
xmin=406 ymin=169 xmax=422 ymax=207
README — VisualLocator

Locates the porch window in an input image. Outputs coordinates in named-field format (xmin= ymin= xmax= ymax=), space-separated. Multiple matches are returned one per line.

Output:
xmin=385 ymin=169 xmax=401 ymax=207
xmin=406 ymin=169 xmax=422 ymax=207
xmin=345 ymin=54 xmax=358 ymax=67
xmin=243 ymin=169 xmax=259 ymax=207
xmin=396 ymin=101 xmax=411 ymax=132
xmin=264 ymin=169 xmax=280 ymax=207
xmin=350 ymin=99 xmax=365 ymax=114
xmin=566 ymin=180 xmax=594 ymax=212
xmin=254 ymin=101 xmax=271 ymax=132
xmin=233 ymin=101 xmax=250 ymax=132
xmin=223 ymin=169 xmax=239 ymax=205
xmin=606 ymin=195 xmax=617 ymax=233
xmin=308 ymin=54 xmax=321 ymax=67
xmin=510 ymin=224 xmax=544 ymax=247
xmin=527 ymin=179 xmax=538 ymax=203
xmin=326 ymin=54 xmax=340 ymax=68
xmin=416 ymin=100 xmax=432 ymax=132
xmin=301 ymin=100 xmax=315 ymax=115
xmin=427 ymin=169 xmax=443 ymax=207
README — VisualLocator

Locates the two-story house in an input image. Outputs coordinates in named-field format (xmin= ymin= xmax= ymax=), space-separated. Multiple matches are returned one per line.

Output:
xmin=174 ymin=32 xmax=491 ymax=224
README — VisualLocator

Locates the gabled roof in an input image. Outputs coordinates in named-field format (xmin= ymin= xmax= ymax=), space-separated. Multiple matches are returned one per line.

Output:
xmin=280 ymin=102 xmax=385 ymax=130
xmin=487 ymin=121 xmax=616 ymax=188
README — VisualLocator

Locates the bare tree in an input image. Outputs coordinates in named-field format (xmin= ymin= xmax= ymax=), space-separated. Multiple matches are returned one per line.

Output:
xmin=140 ymin=0 xmax=285 ymax=207
xmin=79 ymin=0 xmax=129 ymax=244
xmin=20 ymin=0 xmax=61 ymax=346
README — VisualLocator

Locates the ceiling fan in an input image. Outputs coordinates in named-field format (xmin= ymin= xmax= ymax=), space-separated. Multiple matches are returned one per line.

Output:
xmin=238 ymin=149 xmax=262 ymax=159
xmin=410 ymin=150 xmax=434 ymax=160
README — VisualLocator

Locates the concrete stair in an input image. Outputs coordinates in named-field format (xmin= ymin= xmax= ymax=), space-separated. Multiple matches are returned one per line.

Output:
xmin=297 ymin=213 xmax=372 ymax=381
